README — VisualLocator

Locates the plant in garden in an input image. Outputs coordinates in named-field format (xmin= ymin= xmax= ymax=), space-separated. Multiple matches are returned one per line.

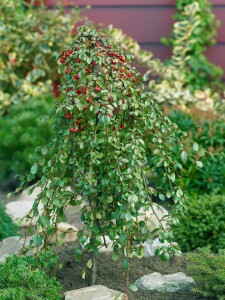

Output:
xmin=0 ymin=94 xmax=55 ymax=186
xmin=187 ymin=247 xmax=225 ymax=300
xmin=172 ymin=194 xmax=225 ymax=252
xmin=162 ymin=0 xmax=223 ymax=91
xmin=0 ymin=204 xmax=19 ymax=241
xmin=0 ymin=0 xmax=81 ymax=115
xmin=0 ymin=254 xmax=62 ymax=300
xmin=16 ymin=26 xmax=201 ymax=291
xmin=167 ymin=109 xmax=225 ymax=195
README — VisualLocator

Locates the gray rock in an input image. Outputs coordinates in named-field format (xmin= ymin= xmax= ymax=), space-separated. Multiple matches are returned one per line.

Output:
xmin=48 ymin=222 xmax=78 ymax=244
xmin=0 ymin=236 xmax=35 ymax=262
xmin=6 ymin=200 xmax=43 ymax=227
xmin=143 ymin=238 xmax=181 ymax=257
xmin=135 ymin=272 xmax=195 ymax=292
xmin=65 ymin=285 xmax=125 ymax=300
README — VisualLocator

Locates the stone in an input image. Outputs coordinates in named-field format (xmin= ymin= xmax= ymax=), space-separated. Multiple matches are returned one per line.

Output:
xmin=48 ymin=222 xmax=78 ymax=244
xmin=17 ymin=186 xmax=42 ymax=202
xmin=6 ymin=200 xmax=43 ymax=227
xmin=143 ymin=238 xmax=170 ymax=257
xmin=65 ymin=285 xmax=125 ymax=300
xmin=0 ymin=236 xmax=35 ymax=262
xmin=135 ymin=272 xmax=195 ymax=292
xmin=138 ymin=204 xmax=169 ymax=230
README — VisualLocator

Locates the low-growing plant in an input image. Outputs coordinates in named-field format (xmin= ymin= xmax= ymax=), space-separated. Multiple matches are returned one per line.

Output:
xmin=0 ymin=204 xmax=19 ymax=241
xmin=172 ymin=194 xmax=225 ymax=252
xmin=15 ymin=26 xmax=201 ymax=291
xmin=0 ymin=254 xmax=62 ymax=300
xmin=0 ymin=94 xmax=55 ymax=186
xmin=0 ymin=0 xmax=81 ymax=114
xmin=187 ymin=247 xmax=225 ymax=300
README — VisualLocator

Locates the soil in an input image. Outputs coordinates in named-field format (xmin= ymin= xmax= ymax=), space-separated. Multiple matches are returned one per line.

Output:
xmin=56 ymin=244 xmax=212 ymax=300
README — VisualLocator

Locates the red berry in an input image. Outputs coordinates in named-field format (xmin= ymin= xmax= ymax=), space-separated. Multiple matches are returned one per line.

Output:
xmin=96 ymin=111 xmax=99 ymax=115
xmin=76 ymin=119 xmax=81 ymax=124
xmin=94 ymin=86 xmax=101 ymax=92
xmin=100 ymin=103 xmax=103 ymax=107
xmin=76 ymin=89 xmax=82 ymax=94
xmin=109 ymin=51 xmax=113 ymax=56
xmin=95 ymin=42 xmax=100 ymax=47
xmin=107 ymin=113 xmax=112 ymax=117
xmin=107 ymin=45 xmax=111 ymax=49
xmin=60 ymin=59 xmax=65 ymax=63
xmin=114 ymin=52 xmax=118 ymax=57
xmin=93 ymin=62 xmax=97 ymax=66
xmin=108 ymin=97 xmax=112 ymax=102
xmin=86 ymin=67 xmax=91 ymax=73
xmin=83 ymin=105 xmax=87 ymax=110
xmin=70 ymin=128 xmax=77 ymax=133
xmin=122 ymin=99 xmax=125 ymax=104
xmin=65 ymin=69 xmax=70 ymax=74
xmin=133 ymin=78 xmax=137 ymax=82
xmin=74 ymin=74 xmax=79 ymax=80
xmin=76 ymin=58 xmax=81 ymax=63
xmin=127 ymin=73 xmax=132 ymax=77
xmin=62 ymin=55 xmax=66 ymax=59
xmin=112 ymin=127 xmax=116 ymax=131
xmin=120 ymin=69 xmax=124 ymax=73
xmin=66 ymin=113 xmax=73 ymax=119
xmin=87 ymin=97 xmax=92 ymax=102
xmin=120 ymin=125 xmax=125 ymax=129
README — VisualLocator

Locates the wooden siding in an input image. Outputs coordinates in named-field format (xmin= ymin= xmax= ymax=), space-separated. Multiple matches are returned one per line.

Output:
xmin=44 ymin=0 xmax=225 ymax=76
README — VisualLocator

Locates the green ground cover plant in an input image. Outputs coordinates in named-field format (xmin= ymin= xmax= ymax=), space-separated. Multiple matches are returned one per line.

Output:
xmin=0 ymin=254 xmax=62 ymax=300
xmin=187 ymin=248 xmax=225 ymax=300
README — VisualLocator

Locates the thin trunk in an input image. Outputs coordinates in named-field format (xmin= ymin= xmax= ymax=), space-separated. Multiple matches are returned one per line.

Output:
xmin=89 ymin=252 xmax=97 ymax=286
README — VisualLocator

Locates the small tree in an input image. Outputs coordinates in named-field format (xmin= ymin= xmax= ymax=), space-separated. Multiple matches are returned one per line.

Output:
xmin=16 ymin=26 xmax=199 ymax=290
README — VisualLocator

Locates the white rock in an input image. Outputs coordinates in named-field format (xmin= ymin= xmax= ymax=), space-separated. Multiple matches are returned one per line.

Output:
xmin=6 ymin=200 xmax=43 ymax=227
xmin=64 ymin=285 xmax=125 ymax=300
xmin=138 ymin=204 xmax=169 ymax=229
xmin=143 ymin=238 xmax=170 ymax=257
xmin=17 ymin=186 xmax=42 ymax=202
xmin=48 ymin=222 xmax=78 ymax=244
xmin=135 ymin=272 xmax=195 ymax=292
xmin=0 ymin=236 xmax=35 ymax=262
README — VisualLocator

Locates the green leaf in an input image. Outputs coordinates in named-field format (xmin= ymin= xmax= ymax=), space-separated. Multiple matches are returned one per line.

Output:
xmin=112 ymin=252 xmax=120 ymax=261
xmin=176 ymin=189 xmax=183 ymax=197
xmin=181 ymin=150 xmax=188 ymax=163
xmin=30 ymin=163 xmax=38 ymax=175
xmin=129 ymin=283 xmax=138 ymax=292
xmin=193 ymin=142 xmax=199 ymax=152
xmin=122 ymin=258 xmax=128 ymax=269
xmin=196 ymin=160 xmax=203 ymax=168
xmin=87 ymin=259 xmax=92 ymax=269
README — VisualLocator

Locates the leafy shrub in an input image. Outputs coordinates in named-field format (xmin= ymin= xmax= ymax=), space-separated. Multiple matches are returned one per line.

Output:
xmin=0 ymin=0 xmax=81 ymax=114
xmin=0 ymin=94 xmax=55 ymax=186
xmin=0 ymin=204 xmax=19 ymax=241
xmin=172 ymin=194 xmax=225 ymax=252
xmin=187 ymin=247 xmax=225 ymax=300
xmin=162 ymin=0 xmax=223 ymax=90
xmin=168 ymin=109 xmax=225 ymax=195
xmin=0 ymin=254 xmax=62 ymax=300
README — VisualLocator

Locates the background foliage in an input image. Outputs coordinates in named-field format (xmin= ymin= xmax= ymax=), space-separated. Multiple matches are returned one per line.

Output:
xmin=172 ymin=194 xmax=225 ymax=252
xmin=0 ymin=0 xmax=81 ymax=115
xmin=187 ymin=248 xmax=225 ymax=300
xmin=0 ymin=94 xmax=55 ymax=186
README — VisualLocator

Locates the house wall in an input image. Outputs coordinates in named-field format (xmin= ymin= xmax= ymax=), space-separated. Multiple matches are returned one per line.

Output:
xmin=45 ymin=0 xmax=225 ymax=77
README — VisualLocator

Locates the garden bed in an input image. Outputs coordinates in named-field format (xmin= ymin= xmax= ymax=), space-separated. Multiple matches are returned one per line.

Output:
xmin=57 ymin=244 xmax=210 ymax=300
